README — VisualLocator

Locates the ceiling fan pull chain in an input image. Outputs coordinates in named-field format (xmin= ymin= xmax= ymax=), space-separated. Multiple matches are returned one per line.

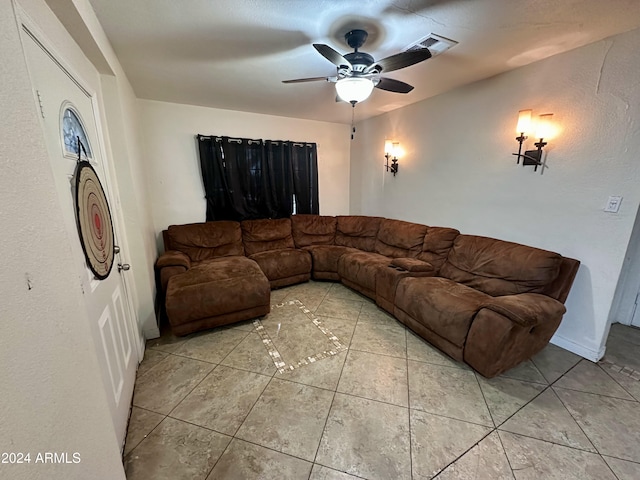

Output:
xmin=350 ymin=104 xmax=356 ymax=140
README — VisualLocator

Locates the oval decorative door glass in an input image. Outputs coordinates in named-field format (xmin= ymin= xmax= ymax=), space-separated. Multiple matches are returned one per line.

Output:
xmin=61 ymin=106 xmax=92 ymax=158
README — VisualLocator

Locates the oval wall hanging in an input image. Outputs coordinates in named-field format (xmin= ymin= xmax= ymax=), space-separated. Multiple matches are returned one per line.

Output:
xmin=73 ymin=138 xmax=114 ymax=280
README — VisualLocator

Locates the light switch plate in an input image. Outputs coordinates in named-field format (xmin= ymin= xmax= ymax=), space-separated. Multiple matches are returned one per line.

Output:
xmin=604 ymin=195 xmax=622 ymax=213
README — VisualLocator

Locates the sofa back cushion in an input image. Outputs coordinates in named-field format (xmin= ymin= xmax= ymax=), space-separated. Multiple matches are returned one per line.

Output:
xmin=417 ymin=227 xmax=460 ymax=270
xmin=375 ymin=219 xmax=428 ymax=258
xmin=166 ymin=221 xmax=244 ymax=262
xmin=335 ymin=216 xmax=383 ymax=252
xmin=291 ymin=214 xmax=336 ymax=247
xmin=439 ymin=235 xmax=563 ymax=296
xmin=241 ymin=218 xmax=295 ymax=255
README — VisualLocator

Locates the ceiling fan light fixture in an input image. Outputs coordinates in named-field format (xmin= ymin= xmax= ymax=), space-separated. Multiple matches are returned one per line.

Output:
xmin=335 ymin=77 xmax=374 ymax=104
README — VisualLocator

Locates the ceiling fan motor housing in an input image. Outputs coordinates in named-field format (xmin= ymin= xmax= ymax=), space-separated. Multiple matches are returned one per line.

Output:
xmin=344 ymin=52 xmax=375 ymax=71
xmin=345 ymin=29 xmax=368 ymax=50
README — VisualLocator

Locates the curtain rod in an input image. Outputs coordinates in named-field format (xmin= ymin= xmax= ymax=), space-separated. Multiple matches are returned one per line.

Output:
xmin=198 ymin=134 xmax=313 ymax=147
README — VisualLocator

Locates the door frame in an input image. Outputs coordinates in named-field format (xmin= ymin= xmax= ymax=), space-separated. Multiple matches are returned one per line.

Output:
xmin=15 ymin=1 xmax=144 ymax=361
xmin=607 ymin=198 xmax=640 ymax=328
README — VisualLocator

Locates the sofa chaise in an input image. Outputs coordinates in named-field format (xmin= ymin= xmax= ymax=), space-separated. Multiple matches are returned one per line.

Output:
xmin=156 ymin=214 xmax=579 ymax=377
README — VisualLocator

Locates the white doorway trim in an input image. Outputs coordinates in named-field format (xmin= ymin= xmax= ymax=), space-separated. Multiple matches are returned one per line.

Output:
xmin=608 ymin=199 xmax=640 ymax=328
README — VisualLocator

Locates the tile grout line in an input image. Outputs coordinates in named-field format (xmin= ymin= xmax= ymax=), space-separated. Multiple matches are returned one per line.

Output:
xmin=210 ymin=327 xmax=260 ymax=371
xmin=424 ymin=364 xmax=498 ymax=477
xmin=122 ymin=411 xmax=168 ymax=460
xmin=492 ymin=361 xmax=576 ymax=431
xmin=549 ymin=377 xmax=601 ymax=455
xmin=404 ymin=326 xmax=414 ymax=480
xmin=598 ymin=358 xmax=640 ymax=381
xmin=596 ymin=362 xmax=640 ymax=402
xmin=496 ymin=428 xmax=628 ymax=459
xmin=493 ymin=430 xmax=517 ymax=480
xmin=222 ymin=436 xmax=316 ymax=468
xmin=470 ymin=361 xmax=538 ymax=478
xmin=430 ymin=429 xmax=497 ymax=479
xmin=600 ymin=453 xmax=640 ymax=466
xmin=157 ymin=330 xmax=254 ymax=420
xmin=134 ymin=348 xmax=175 ymax=378
xmin=308 ymin=297 xmax=363 ymax=479
xmin=491 ymin=361 xmax=607 ymax=456
xmin=201 ymin=366 xmax=275 ymax=480
xmin=164 ymin=364 xmax=219 ymax=419
xmin=552 ymin=382 xmax=638 ymax=402
xmin=550 ymin=381 xmax=633 ymax=478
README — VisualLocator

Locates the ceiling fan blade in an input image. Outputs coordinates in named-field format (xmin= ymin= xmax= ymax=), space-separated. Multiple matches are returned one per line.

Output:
xmin=313 ymin=44 xmax=352 ymax=68
xmin=282 ymin=76 xmax=332 ymax=84
xmin=366 ymin=49 xmax=432 ymax=73
xmin=375 ymin=77 xmax=414 ymax=94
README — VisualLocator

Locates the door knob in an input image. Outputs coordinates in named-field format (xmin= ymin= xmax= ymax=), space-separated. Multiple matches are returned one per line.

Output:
xmin=114 ymin=245 xmax=121 ymax=254
xmin=118 ymin=263 xmax=130 ymax=272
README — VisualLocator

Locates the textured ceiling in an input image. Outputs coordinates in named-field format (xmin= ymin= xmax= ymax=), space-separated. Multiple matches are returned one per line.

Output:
xmin=88 ymin=0 xmax=640 ymax=124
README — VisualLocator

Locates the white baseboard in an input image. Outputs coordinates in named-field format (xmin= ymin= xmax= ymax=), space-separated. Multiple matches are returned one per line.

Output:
xmin=143 ymin=325 xmax=160 ymax=340
xmin=550 ymin=333 xmax=606 ymax=362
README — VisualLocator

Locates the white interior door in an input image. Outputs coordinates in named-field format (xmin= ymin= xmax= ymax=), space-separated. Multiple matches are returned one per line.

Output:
xmin=21 ymin=26 xmax=140 ymax=447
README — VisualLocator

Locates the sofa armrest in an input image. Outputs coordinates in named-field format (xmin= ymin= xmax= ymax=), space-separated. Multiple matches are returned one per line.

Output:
xmin=156 ymin=250 xmax=191 ymax=270
xmin=480 ymin=293 xmax=566 ymax=328
xmin=390 ymin=258 xmax=435 ymax=273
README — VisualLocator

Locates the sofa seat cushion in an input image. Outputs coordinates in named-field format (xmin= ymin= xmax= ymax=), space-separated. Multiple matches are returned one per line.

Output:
xmin=166 ymin=256 xmax=269 ymax=327
xmin=248 ymin=248 xmax=311 ymax=282
xmin=291 ymin=214 xmax=337 ymax=247
xmin=338 ymin=251 xmax=391 ymax=293
xmin=166 ymin=221 xmax=244 ymax=262
xmin=241 ymin=218 xmax=295 ymax=255
xmin=375 ymin=219 xmax=428 ymax=258
xmin=303 ymin=245 xmax=358 ymax=274
xmin=439 ymin=235 xmax=563 ymax=296
xmin=395 ymin=277 xmax=490 ymax=348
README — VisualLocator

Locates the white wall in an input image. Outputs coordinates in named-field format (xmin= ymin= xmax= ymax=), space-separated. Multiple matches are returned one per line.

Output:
xmin=350 ymin=27 xmax=640 ymax=361
xmin=138 ymin=100 xmax=351 ymax=249
xmin=0 ymin=0 xmax=124 ymax=477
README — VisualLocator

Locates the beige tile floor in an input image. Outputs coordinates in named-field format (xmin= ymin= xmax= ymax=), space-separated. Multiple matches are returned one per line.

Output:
xmin=124 ymin=281 xmax=640 ymax=480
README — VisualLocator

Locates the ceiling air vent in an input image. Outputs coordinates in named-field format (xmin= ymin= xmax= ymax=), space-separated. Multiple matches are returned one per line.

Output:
xmin=405 ymin=33 xmax=458 ymax=57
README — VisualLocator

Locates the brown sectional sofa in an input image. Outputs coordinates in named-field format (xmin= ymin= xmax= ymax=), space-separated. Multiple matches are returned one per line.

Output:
xmin=156 ymin=214 xmax=579 ymax=378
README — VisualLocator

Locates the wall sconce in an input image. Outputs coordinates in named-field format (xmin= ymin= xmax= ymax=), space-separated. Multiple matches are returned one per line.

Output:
xmin=512 ymin=110 xmax=555 ymax=172
xmin=384 ymin=140 xmax=400 ymax=176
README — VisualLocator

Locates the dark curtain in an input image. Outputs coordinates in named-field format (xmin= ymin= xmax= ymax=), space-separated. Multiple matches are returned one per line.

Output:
xmin=198 ymin=136 xmax=233 ymax=220
xmin=291 ymin=143 xmax=319 ymax=215
xmin=264 ymin=140 xmax=294 ymax=218
xmin=198 ymin=135 xmax=318 ymax=221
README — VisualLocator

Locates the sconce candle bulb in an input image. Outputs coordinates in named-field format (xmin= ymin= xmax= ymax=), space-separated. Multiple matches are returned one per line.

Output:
xmin=535 ymin=113 xmax=554 ymax=140
xmin=514 ymin=109 xmax=532 ymax=165
xmin=516 ymin=109 xmax=532 ymax=135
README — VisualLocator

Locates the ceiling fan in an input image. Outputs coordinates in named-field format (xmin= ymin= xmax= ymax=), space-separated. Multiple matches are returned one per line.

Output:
xmin=283 ymin=29 xmax=432 ymax=104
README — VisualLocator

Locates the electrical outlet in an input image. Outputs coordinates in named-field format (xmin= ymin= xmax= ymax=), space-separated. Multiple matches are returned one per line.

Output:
xmin=604 ymin=195 xmax=622 ymax=213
